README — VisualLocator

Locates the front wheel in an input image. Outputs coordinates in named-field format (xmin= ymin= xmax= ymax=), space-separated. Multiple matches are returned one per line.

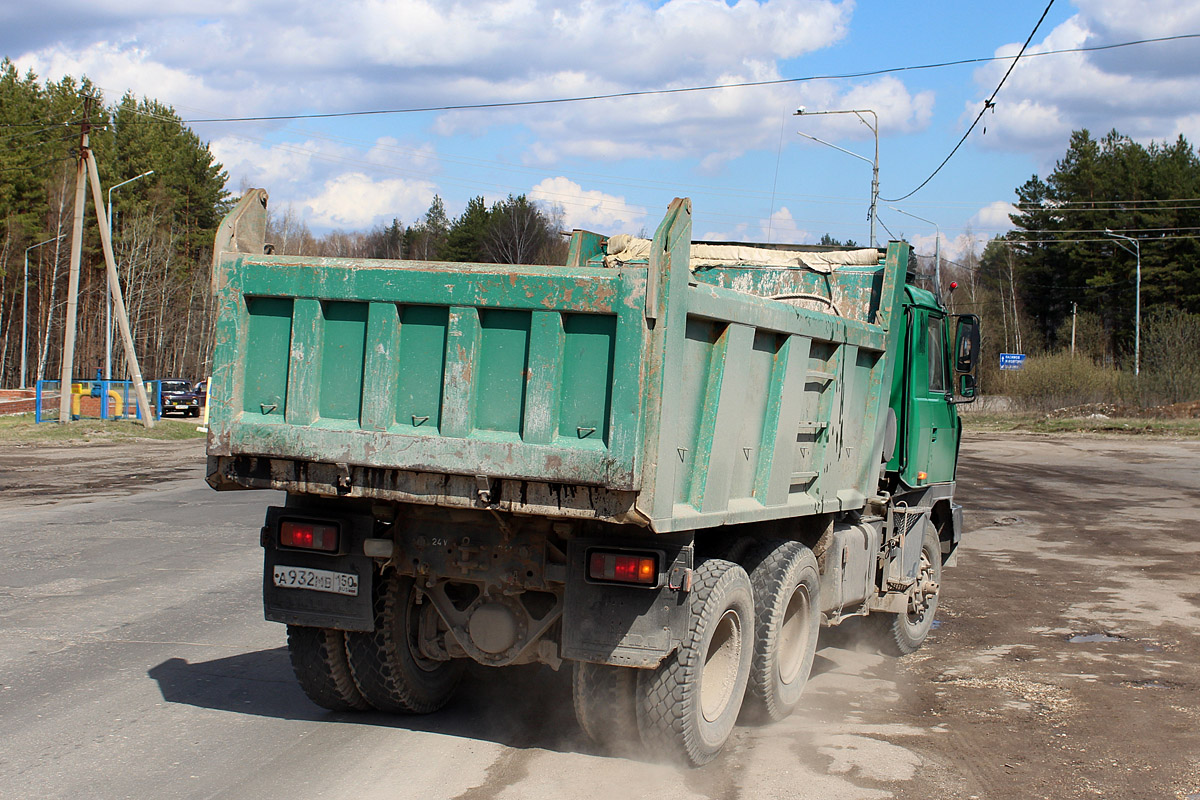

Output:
xmin=636 ymin=558 xmax=754 ymax=766
xmin=871 ymin=527 xmax=942 ymax=656
xmin=345 ymin=571 xmax=464 ymax=713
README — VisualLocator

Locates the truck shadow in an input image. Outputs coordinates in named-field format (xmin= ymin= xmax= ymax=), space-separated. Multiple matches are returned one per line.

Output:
xmin=148 ymin=648 xmax=592 ymax=756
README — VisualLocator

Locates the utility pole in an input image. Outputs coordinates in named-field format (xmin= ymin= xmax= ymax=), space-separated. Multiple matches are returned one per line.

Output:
xmin=58 ymin=97 xmax=90 ymax=424
xmin=22 ymin=235 xmax=64 ymax=388
xmin=1105 ymin=229 xmax=1141 ymax=376
xmin=1071 ymin=302 xmax=1077 ymax=356
xmin=794 ymin=107 xmax=879 ymax=246
xmin=106 ymin=170 xmax=154 ymax=380
xmin=58 ymin=96 xmax=155 ymax=427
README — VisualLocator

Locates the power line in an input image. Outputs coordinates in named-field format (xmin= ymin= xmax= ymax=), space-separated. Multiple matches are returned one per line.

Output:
xmin=1015 ymin=195 xmax=1200 ymax=208
xmin=0 ymin=156 xmax=74 ymax=175
xmin=881 ymin=0 xmax=1057 ymax=203
xmin=28 ymin=29 xmax=1181 ymax=127
xmin=997 ymin=233 xmax=1200 ymax=244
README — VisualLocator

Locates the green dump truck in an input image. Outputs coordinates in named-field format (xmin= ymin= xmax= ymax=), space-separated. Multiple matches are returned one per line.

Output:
xmin=206 ymin=190 xmax=979 ymax=765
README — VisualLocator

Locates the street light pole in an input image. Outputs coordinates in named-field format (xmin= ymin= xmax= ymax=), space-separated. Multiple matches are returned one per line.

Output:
xmin=889 ymin=206 xmax=941 ymax=297
xmin=795 ymin=107 xmax=879 ymax=246
xmin=1104 ymin=228 xmax=1141 ymax=376
xmin=105 ymin=170 xmax=154 ymax=380
xmin=21 ymin=235 xmax=65 ymax=389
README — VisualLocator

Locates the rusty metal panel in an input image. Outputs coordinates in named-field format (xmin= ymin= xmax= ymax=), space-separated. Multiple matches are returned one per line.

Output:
xmin=208 ymin=192 xmax=911 ymax=533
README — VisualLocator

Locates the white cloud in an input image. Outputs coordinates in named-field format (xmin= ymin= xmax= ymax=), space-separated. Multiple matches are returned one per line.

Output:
xmin=968 ymin=1 xmax=1200 ymax=155
xmin=971 ymin=201 xmax=1017 ymax=232
xmin=697 ymin=206 xmax=810 ymax=244
xmin=298 ymin=172 xmax=437 ymax=229
xmin=528 ymin=177 xmax=646 ymax=233
xmin=209 ymin=137 xmax=317 ymax=189
xmin=9 ymin=0 xmax=890 ymax=172
xmin=761 ymin=206 xmax=810 ymax=243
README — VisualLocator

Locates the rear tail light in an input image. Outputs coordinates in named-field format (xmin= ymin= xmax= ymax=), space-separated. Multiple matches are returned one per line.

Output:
xmin=280 ymin=520 xmax=339 ymax=552
xmin=588 ymin=551 xmax=659 ymax=586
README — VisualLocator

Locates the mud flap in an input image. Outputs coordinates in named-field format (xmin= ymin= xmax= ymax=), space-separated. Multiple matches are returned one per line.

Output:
xmin=561 ymin=535 xmax=692 ymax=668
xmin=261 ymin=505 xmax=375 ymax=632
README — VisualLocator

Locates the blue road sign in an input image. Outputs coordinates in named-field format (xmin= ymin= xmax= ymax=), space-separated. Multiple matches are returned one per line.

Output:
xmin=1000 ymin=353 xmax=1026 ymax=370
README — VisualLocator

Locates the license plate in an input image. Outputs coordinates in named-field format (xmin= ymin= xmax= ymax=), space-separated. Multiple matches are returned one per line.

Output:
xmin=273 ymin=565 xmax=359 ymax=596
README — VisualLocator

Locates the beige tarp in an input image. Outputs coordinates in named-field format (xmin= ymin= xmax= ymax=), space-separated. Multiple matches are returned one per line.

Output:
xmin=603 ymin=234 xmax=880 ymax=273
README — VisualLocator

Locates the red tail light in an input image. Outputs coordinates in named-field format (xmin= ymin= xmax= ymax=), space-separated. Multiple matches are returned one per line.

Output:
xmin=588 ymin=551 xmax=658 ymax=586
xmin=280 ymin=520 xmax=339 ymax=552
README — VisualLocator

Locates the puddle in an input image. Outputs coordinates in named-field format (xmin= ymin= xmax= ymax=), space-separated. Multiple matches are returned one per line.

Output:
xmin=1067 ymin=632 xmax=1128 ymax=643
xmin=1121 ymin=679 xmax=1175 ymax=690
xmin=993 ymin=516 xmax=1024 ymax=526
xmin=931 ymin=620 xmax=943 ymax=630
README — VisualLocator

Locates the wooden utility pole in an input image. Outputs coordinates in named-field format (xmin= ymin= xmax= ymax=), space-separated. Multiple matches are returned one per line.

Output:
xmin=1071 ymin=302 xmax=1077 ymax=356
xmin=58 ymin=98 xmax=90 ymax=424
xmin=58 ymin=96 xmax=155 ymax=428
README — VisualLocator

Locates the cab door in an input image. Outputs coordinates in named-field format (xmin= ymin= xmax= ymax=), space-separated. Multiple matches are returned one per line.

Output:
xmin=909 ymin=308 xmax=958 ymax=484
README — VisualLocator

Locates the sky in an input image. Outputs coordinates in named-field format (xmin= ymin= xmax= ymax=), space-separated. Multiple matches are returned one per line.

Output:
xmin=4 ymin=0 xmax=1200 ymax=262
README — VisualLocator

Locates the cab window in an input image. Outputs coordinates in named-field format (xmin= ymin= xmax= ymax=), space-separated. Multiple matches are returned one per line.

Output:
xmin=926 ymin=315 xmax=946 ymax=393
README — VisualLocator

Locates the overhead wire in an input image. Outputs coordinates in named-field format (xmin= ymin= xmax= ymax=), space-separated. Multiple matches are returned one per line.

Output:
xmin=166 ymin=30 xmax=1194 ymax=124
xmin=880 ymin=0 xmax=1057 ymax=203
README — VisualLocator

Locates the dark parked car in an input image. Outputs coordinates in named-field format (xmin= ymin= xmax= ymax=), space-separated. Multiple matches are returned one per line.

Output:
xmin=159 ymin=379 xmax=201 ymax=417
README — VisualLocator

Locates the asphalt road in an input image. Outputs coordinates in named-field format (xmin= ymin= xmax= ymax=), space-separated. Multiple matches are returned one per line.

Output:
xmin=1 ymin=434 xmax=1198 ymax=800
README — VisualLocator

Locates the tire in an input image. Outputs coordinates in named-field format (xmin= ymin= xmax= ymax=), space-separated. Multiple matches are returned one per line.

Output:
xmin=345 ymin=571 xmax=465 ymax=713
xmin=572 ymin=662 xmax=641 ymax=756
xmin=741 ymin=540 xmax=821 ymax=723
xmin=286 ymin=625 xmax=372 ymax=711
xmin=636 ymin=558 xmax=754 ymax=766
xmin=871 ymin=526 xmax=942 ymax=656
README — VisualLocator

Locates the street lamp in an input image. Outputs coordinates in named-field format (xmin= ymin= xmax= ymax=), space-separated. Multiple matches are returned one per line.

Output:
xmin=795 ymin=107 xmax=879 ymax=246
xmin=889 ymin=206 xmax=941 ymax=297
xmin=1104 ymin=228 xmax=1141 ymax=376
xmin=106 ymin=169 xmax=154 ymax=380
xmin=21 ymin=235 xmax=65 ymax=389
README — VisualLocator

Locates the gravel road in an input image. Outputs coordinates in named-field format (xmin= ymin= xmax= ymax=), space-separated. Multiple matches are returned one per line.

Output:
xmin=0 ymin=433 xmax=1197 ymax=799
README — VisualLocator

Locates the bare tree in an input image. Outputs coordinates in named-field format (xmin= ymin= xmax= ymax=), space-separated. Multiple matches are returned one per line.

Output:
xmin=484 ymin=195 xmax=550 ymax=265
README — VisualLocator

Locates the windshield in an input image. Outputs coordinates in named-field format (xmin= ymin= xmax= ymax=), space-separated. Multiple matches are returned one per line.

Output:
xmin=161 ymin=381 xmax=190 ymax=392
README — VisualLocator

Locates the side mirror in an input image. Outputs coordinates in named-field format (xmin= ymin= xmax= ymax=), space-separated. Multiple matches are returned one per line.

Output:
xmin=951 ymin=314 xmax=980 ymax=403
xmin=953 ymin=315 xmax=980 ymax=373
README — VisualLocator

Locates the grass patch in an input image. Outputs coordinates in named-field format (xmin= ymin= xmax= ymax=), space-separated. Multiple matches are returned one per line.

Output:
xmin=0 ymin=414 xmax=207 ymax=444
xmin=962 ymin=412 xmax=1200 ymax=438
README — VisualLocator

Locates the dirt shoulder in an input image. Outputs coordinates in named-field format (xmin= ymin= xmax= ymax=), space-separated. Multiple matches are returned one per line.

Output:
xmin=0 ymin=436 xmax=208 ymax=508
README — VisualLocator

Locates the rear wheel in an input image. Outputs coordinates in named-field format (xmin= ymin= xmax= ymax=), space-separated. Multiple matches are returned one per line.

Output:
xmin=742 ymin=540 xmax=821 ymax=723
xmin=345 ymin=571 xmax=464 ymax=713
xmin=636 ymin=558 xmax=754 ymax=766
xmin=871 ymin=527 xmax=942 ymax=656
xmin=572 ymin=662 xmax=641 ymax=756
xmin=286 ymin=625 xmax=372 ymax=711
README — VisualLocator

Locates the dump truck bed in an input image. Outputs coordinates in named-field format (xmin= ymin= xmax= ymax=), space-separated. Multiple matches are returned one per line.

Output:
xmin=206 ymin=193 xmax=908 ymax=532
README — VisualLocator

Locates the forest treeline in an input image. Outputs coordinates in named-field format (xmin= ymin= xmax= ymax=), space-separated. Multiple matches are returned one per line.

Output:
xmin=0 ymin=61 xmax=569 ymax=388
xmin=924 ymin=128 xmax=1200 ymax=406
xmin=2 ymin=60 xmax=1197 ymax=404
xmin=265 ymin=193 xmax=568 ymax=267
xmin=0 ymin=58 xmax=228 ymax=387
